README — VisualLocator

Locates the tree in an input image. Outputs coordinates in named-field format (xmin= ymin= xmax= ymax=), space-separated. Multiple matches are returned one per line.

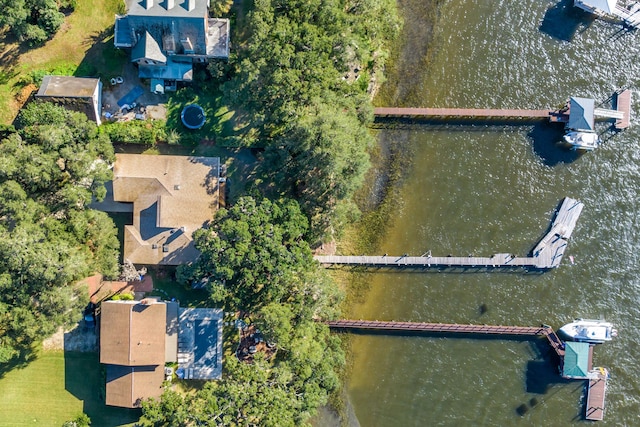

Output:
xmin=263 ymin=95 xmax=374 ymax=240
xmin=0 ymin=0 xmax=67 ymax=46
xmin=149 ymin=196 xmax=344 ymax=425
xmin=179 ymin=196 xmax=315 ymax=311
xmin=220 ymin=0 xmax=398 ymax=239
xmin=0 ymin=103 xmax=118 ymax=363
xmin=62 ymin=413 xmax=91 ymax=427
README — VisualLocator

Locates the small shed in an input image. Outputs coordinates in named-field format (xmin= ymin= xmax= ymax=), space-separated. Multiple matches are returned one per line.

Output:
xmin=568 ymin=97 xmax=596 ymax=132
xmin=36 ymin=76 xmax=103 ymax=125
xmin=562 ymin=341 xmax=591 ymax=379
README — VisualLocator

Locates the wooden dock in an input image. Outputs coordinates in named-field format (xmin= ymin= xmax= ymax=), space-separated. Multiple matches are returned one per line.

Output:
xmin=315 ymin=197 xmax=583 ymax=271
xmin=327 ymin=320 xmax=565 ymax=356
xmin=373 ymin=107 xmax=554 ymax=120
xmin=614 ymin=89 xmax=632 ymax=130
xmin=374 ymin=90 xmax=631 ymax=130
xmin=585 ymin=368 xmax=609 ymax=421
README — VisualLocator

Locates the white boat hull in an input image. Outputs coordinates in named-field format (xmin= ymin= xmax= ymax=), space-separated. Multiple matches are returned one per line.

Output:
xmin=562 ymin=131 xmax=600 ymax=151
xmin=559 ymin=319 xmax=617 ymax=343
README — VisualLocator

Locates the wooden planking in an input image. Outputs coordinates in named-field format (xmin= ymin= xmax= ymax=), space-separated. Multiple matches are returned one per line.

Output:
xmin=586 ymin=370 xmax=608 ymax=421
xmin=532 ymin=197 xmax=583 ymax=268
xmin=374 ymin=107 xmax=553 ymax=119
xmin=614 ymin=89 xmax=632 ymax=130
xmin=328 ymin=320 xmax=547 ymax=335
xmin=315 ymin=197 xmax=583 ymax=270
xmin=328 ymin=320 xmax=565 ymax=357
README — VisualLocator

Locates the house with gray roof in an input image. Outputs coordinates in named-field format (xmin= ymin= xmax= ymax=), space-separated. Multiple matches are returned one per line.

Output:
xmin=114 ymin=0 xmax=230 ymax=93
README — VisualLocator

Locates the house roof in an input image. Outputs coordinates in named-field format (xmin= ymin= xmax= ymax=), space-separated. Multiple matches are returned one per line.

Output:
xmin=132 ymin=31 xmax=167 ymax=63
xmin=165 ymin=301 xmax=179 ymax=363
xmin=112 ymin=154 xmax=220 ymax=265
xmin=125 ymin=0 xmax=208 ymax=19
xmin=568 ymin=97 xmax=595 ymax=131
xmin=36 ymin=75 xmax=100 ymax=98
xmin=562 ymin=341 xmax=591 ymax=379
xmin=105 ymin=364 xmax=164 ymax=408
xmin=177 ymin=307 xmax=224 ymax=379
xmin=100 ymin=300 xmax=166 ymax=366
xmin=138 ymin=59 xmax=193 ymax=81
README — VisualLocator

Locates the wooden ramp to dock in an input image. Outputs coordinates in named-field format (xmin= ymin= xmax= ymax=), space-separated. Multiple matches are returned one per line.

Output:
xmin=327 ymin=320 xmax=565 ymax=356
xmin=585 ymin=369 xmax=609 ymax=421
xmin=315 ymin=197 xmax=583 ymax=271
xmin=374 ymin=107 xmax=554 ymax=120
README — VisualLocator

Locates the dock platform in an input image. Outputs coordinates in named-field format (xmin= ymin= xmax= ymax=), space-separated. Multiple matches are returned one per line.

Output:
xmin=585 ymin=368 xmax=609 ymax=421
xmin=315 ymin=197 xmax=583 ymax=271
xmin=614 ymin=89 xmax=632 ymax=130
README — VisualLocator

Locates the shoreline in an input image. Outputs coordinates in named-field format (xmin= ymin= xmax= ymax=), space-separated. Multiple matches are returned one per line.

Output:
xmin=324 ymin=1 xmax=444 ymax=425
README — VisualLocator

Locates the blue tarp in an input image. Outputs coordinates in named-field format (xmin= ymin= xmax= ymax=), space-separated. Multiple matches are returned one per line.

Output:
xmin=117 ymin=86 xmax=144 ymax=108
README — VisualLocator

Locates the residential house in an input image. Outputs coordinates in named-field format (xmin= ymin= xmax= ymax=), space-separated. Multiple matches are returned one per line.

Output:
xmin=36 ymin=75 xmax=103 ymax=125
xmin=114 ymin=0 xmax=230 ymax=93
xmin=100 ymin=299 xmax=168 ymax=408
xmin=100 ymin=299 xmax=222 ymax=408
xmin=107 ymin=153 xmax=221 ymax=266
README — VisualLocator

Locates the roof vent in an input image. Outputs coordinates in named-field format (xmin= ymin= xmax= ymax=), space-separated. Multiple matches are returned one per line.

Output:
xmin=174 ymin=184 xmax=181 ymax=190
xmin=152 ymin=243 xmax=158 ymax=249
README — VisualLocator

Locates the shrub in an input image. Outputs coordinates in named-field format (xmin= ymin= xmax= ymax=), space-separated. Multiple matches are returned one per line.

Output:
xmin=102 ymin=120 xmax=167 ymax=145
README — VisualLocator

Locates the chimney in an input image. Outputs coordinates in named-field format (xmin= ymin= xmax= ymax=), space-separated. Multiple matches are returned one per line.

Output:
xmin=143 ymin=0 xmax=153 ymax=9
xmin=186 ymin=0 xmax=195 ymax=11
xmin=166 ymin=0 xmax=175 ymax=9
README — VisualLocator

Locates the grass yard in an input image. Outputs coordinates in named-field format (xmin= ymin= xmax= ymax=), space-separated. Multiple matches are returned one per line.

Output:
xmin=0 ymin=351 xmax=139 ymax=427
xmin=0 ymin=0 xmax=125 ymax=124
xmin=165 ymin=82 xmax=240 ymax=146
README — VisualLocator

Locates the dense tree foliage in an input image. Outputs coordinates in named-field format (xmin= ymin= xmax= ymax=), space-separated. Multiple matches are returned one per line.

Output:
xmin=220 ymin=0 xmax=400 ymax=240
xmin=0 ymin=103 xmax=118 ymax=363
xmin=0 ymin=0 xmax=71 ymax=46
xmin=143 ymin=197 xmax=343 ymax=425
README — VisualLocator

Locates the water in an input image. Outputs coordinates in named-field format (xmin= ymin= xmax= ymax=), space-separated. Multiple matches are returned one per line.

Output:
xmin=345 ymin=0 xmax=640 ymax=425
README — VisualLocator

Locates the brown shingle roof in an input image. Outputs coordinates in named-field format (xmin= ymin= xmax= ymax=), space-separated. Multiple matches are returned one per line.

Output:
xmin=105 ymin=364 xmax=164 ymax=408
xmin=100 ymin=300 xmax=166 ymax=366
xmin=112 ymin=154 xmax=220 ymax=265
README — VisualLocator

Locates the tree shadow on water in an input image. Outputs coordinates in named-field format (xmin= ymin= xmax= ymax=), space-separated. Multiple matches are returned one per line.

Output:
xmin=529 ymin=122 xmax=581 ymax=166
xmin=539 ymin=0 xmax=596 ymax=41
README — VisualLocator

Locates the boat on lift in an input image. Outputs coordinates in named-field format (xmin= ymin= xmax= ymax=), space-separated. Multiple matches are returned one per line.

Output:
xmin=563 ymin=131 xmax=600 ymax=151
xmin=559 ymin=319 xmax=617 ymax=343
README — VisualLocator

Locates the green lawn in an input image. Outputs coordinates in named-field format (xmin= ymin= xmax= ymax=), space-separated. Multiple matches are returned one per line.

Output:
xmin=0 ymin=351 xmax=139 ymax=427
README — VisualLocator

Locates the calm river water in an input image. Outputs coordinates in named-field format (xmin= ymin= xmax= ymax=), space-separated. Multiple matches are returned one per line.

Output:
xmin=345 ymin=0 xmax=640 ymax=425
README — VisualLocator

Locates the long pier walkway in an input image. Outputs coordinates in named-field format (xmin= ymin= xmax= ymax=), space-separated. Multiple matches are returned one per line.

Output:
xmin=315 ymin=197 xmax=583 ymax=271
xmin=374 ymin=107 xmax=555 ymax=120
xmin=327 ymin=320 xmax=565 ymax=356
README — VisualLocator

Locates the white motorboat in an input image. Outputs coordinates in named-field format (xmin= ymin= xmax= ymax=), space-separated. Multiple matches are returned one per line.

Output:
xmin=563 ymin=131 xmax=600 ymax=151
xmin=559 ymin=319 xmax=617 ymax=343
